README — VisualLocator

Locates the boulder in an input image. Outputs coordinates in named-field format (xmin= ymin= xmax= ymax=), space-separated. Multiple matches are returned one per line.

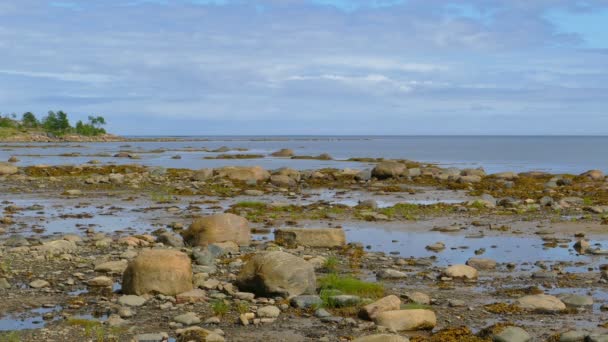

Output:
xmin=95 ymin=260 xmax=128 ymax=274
xmin=182 ymin=213 xmax=250 ymax=247
xmin=466 ymin=257 xmax=497 ymax=270
xmin=516 ymin=294 xmax=566 ymax=312
xmin=580 ymin=170 xmax=605 ymax=181
xmin=270 ymin=175 xmax=296 ymax=188
xmin=493 ymin=326 xmax=531 ymax=342
xmin=122 ymin=249 xmax=193 ymax=296
xmin=372 ymin=161 xmax=406 ymax=179
xmin=373 ymin=309 xmax=436 ymax=331
xmin=270 ymin=149 xmax=294 ymax=157
xmin=35 ymin=240 xmax=77 ymax=255
xmin=275 ymin=168 xmax=301 ymax=182
xmin=0 ymin=163 xmax=18 ymax=175
xmin=443 ymin=264 xmax=478 ymax=280
xmin=191 ymin=168 xmax=214 ymax=181
xmin=274 ymin=228 xmax=346 ymax=248
xmin=214 ymin=166 xmax=270 ymax=182
xmin=359 ymin=295 xmax=401 ymax=320
xmin=236 ymin=251 xmax=316 ymax=297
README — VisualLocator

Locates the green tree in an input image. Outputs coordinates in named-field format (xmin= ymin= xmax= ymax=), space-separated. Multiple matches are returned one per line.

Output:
xmin=21 ymin=112 xmax=39 ymax=128
xmin=74 ymin=115 xmax=106 ymax=136
xmin=42 ymin=110 xmax=71 ymax=134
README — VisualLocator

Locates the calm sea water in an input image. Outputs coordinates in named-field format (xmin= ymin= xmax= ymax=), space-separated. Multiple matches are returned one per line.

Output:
xmin=1 ymin=136 xmax=606 ymax=174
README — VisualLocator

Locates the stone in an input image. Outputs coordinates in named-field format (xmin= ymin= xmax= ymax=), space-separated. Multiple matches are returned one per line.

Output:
xmin=176 ymin=289 xmax=207 ymax=304
xmin=466 ymin=257 xmax=497 ymax=270
xmin=236 ymin=251 xmax=316 ymax=297
xmin=270 ymin=149 xmax=294 ymax=157
xmin=95 ymin=260 xmax=128 ymax=274
xmin=135 ymin=333 xmax=169 ymax=342
xmin=88 ymin=276 xmax=113 ymax=287
xmin=493 ymin=326 xmax=531 ymax=342
xmin=35 ymin=240 xmax=77 ymax=255
xmin=573 ymin=240 xmax=590 ymax=253
xmin=290 ymin=295 xmax=323 ymax=309
xmin=372 ymin=161 xmax=407 ymax=179
xmin=0 ymin=278 xmax=10 ymax=289
xmin=405 ymin=292 xmax=430 ymax=305
xmin=580 ymin=170 xmax=605 ymax=181
xmin=174 ymin=312 xmax=201 ymax=325
xmin=448 ymin=299 xmax=466 ymax=307
xmin=214 ymin=166 xmax=270 ymax=182
xmin=329 ymin=295 xmax=361 ymax=307
xmin=257 ymin=305 xmax=281 ymax=318
xmin=516 ymin=294 xmax=566 ymax=312
xmin=122 ymin=249 xmax=193 ymax=296
xmin=359 ymin=295 xmax=401 ymax=320
xmin=270 ymin=175 xmax=296 ymax=187
xmin=176 ymin=327 xmax=225 ymax=342
xmin=425 ymin=242 xmax=445 ymax=252
xmin=559 ymin=294 xmax=593 ymax=307
xmin=443 ymin=264 xmax=478 ymax=280
xmin=118 ymin=295 xmax=146 ymax=307
xmin=29 ymin=279 xmax=50 ymax=288
xmin=274 ymin=228 xmax=346 ymax=248
xmin=587 ymin=334 xmax=608 ymax=342
xmin=376 ymin=269 xmax=407 ymax=279
xmin=192 ymin=168 xmax=214 ymax=181
xmin=182 ymin=213 xmax=251 ymax=247
xmin=157 ymin=232 xmax=184 ymax=247
xmin=373 ymin=309 xmax=436 ymax=331
xmin=559 ymin=331 xmax=587 ymax=342
xmin=106 ymin=314 xmax=127 ymax=327
xmin=0 ymin=163 xmax=18 ymax=175
xmin=353 ymin=335 xmax=410 ymax=342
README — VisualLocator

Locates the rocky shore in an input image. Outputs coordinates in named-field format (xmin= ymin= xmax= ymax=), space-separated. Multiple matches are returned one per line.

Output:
xmin=1 ymin=159 xmax=608 ymax=341
xmin=0 ymin=132 xmax=126 ymax=143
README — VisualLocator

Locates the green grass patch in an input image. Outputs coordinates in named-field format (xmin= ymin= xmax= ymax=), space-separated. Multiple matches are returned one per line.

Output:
xmin=0 ymin=331 xmax=21 ymax=342
xmin=318 ymin=273 xmax=384 ymax=299
xmin=323 ymin=256 xmax=340 ymax=273
xmin=211 ymin=299 xmax=230 ymax=316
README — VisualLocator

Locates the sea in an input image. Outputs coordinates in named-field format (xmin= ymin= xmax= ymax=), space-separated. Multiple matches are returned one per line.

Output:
xmin=1 ymin=135 xmax=606 ymax=174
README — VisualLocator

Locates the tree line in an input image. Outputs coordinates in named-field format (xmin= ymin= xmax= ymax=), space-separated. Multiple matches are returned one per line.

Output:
xmin=0 ymin=111 xmax=107 ymax=136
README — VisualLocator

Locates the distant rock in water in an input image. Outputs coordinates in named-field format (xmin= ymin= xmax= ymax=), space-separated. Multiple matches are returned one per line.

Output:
xmin=271 ymin=148 xmax=295 ymax=157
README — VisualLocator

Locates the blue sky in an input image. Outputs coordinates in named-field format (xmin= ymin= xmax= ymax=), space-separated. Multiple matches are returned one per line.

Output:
xmin=0 ymin=0 xmax=607 ymax=135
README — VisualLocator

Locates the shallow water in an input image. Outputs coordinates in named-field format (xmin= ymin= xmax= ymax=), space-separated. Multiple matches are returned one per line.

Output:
xmin=343 ymin=225 xmax=608 ymax=272
xmin=0 ymin=307 xmax=61 ymax=331
xmin=2 ymin=135 xmax=608 ymax=173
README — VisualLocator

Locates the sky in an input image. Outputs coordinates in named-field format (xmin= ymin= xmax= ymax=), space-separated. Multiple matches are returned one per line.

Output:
xmin=0 ymin=0 xmax=607 ymax=135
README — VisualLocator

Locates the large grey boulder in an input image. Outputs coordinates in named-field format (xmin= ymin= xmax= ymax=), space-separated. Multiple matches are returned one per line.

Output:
xmin=236 ymin=251 xmax=316 ymax=298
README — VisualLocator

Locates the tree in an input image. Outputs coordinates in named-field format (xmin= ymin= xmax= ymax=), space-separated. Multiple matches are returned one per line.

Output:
xmin=22 ymin=112 xmax=39 ymax=128
xmin=74 ymin=115 xmax=107 ymax=136
xmin=42 ymin=110 xmax=71 ymax=134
